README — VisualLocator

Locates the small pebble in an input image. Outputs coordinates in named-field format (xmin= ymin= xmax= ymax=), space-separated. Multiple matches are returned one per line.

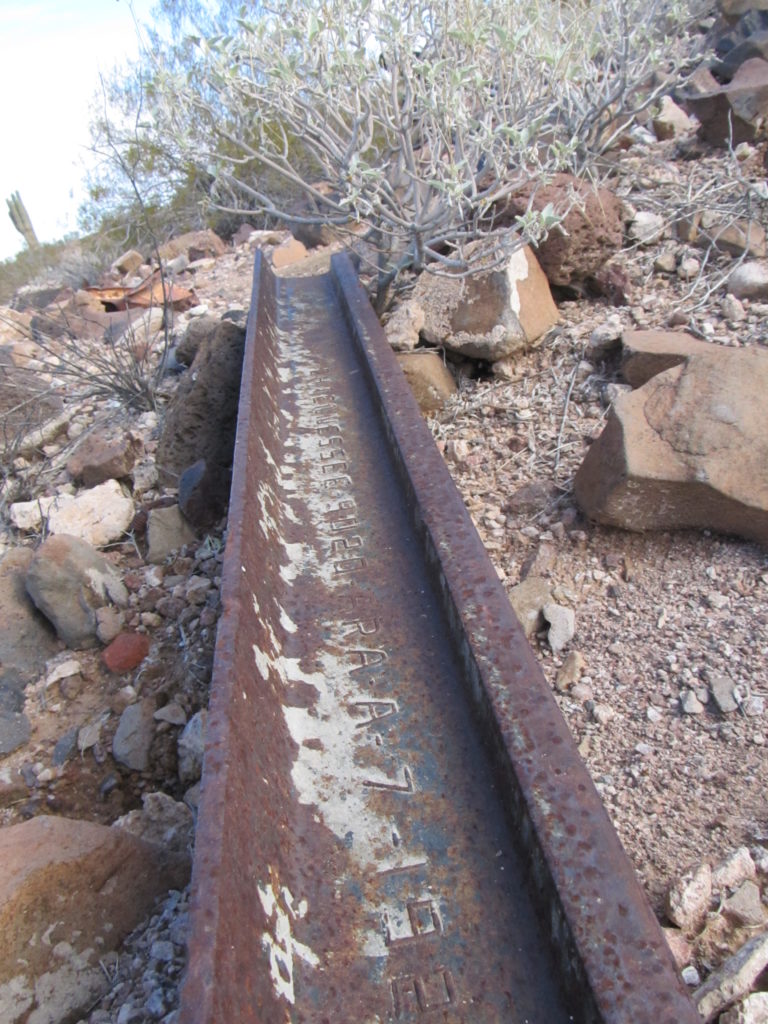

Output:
xmin=555 ymin=651 xmax=586 ymax=692
xmin=677 ymin=256 xmax=700 ymax=280
xmin=144 ymin=989 xmax=166 ymax=1019
xmin=681 ymin=690 xmax=705 ymax=715
xmin=721 ymin=293 xmax=746 ymax=322
xmin=589 ymin=702 xmax=615 ymax=726
xmin=745 ymin=696 xmax=765 ymax=717
xmin=588 ymin=319 xmax=623 ymax=356
xmin=154 ymin=703 xmax=188 ymax=727
xmin=150 ymin=940 xmax=175 ymax=963
xmin=681 ymin=965 xmax=701 ymax=986
xmin=571 ymin=682 xmax=594 ymax=703
xmin=630 ymin=210 xmax=665 ymax=245
xmin=654 ymin=252 xmax=677 ymax=274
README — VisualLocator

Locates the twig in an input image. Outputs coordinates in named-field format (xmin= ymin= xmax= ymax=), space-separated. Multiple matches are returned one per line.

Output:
xmin=554 ymin=345 xmax=585 ymax=479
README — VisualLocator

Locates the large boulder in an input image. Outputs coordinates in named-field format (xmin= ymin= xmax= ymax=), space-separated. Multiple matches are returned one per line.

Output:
xmin=26 ymin=535 xmax=128 ymax=649
xmin=30 ymin=303 xmax=149 ymax=344
xmin=620 ymin=330 xmax=715 ymax=388
xmin=114 ymin=791 xmax=194 ymax=856
xmin=156 ymin=320 xmax=246 ymax=494
xmin=0 ymin=307 xmax=33 ymax=346
xmin=11 ymin=287 xmax=65 ymax=313
xmin=271 ymin=236 xmax=307 ymax=269
xmin=713 ymin=10 xmax=768 ymax=78
xmin=0 ymin=549 xmax=59 ymax=683
xmin=178 ymin=459 xmax=230 ymax=529
xmin=501 ymin=173 xmax=624 ymax=287
xmin=574 ymin=348 xmax=768 ymax=545
xmin=682 ymin=58 xmax=768 ymax=145
xmin=112 ymin=248 xmax=144 ymax=275
xmin=0 ymin=816 xmax=188 ymax=1024
xmin=652 ymin=96 xmax=694 ymax=140
xmin=716 ymin=28 xmax=768 ymax=80
xmin=384 ymin=301 xmax=425 ymax=352
xmin=413 ymin=244 xmax=559 ymax=361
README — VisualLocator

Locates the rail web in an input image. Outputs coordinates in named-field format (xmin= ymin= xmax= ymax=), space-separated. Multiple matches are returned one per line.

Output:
xmin=177 ymin=254 xmax=699 ymax=1024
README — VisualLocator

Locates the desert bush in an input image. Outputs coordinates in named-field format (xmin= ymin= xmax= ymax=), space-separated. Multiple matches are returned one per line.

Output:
xmin=1 ymin=302 xmax=171 ymax=413
xmin=92 ymin=0 xmax=705 ymax=305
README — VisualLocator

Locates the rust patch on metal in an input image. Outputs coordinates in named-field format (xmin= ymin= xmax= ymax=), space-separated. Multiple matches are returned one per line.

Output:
xmin=178 ymin=253 xmax=700 ymax=1024
xmin=86 ymin=271 xmax=196 ymax=311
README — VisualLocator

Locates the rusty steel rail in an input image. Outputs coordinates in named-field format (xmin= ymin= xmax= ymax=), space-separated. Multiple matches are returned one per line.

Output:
xmin=178 ymin=253 xmax=699 ymax=1024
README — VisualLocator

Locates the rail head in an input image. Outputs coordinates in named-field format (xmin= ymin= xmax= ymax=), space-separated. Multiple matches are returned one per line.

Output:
xmin=329 ymin=252 xmax=699 ymax=1024
xmin=177 ymin=252 xmax=700 ymax=1024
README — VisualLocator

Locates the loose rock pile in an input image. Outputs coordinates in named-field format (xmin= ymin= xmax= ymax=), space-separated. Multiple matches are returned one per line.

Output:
xmin=0 ymin=227 xmax=252 ymax=1023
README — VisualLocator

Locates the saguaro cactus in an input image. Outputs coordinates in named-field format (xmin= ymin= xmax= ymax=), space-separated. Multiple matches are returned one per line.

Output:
xmin=6 ymin=191 xmax=39 ymax=249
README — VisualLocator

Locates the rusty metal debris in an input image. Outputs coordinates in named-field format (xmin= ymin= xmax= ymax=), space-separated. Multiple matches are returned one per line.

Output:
xmin=86 ymin=271 xmax=196 ymax=312
xmin=178 ymin=253 xmax=700 ymax=1023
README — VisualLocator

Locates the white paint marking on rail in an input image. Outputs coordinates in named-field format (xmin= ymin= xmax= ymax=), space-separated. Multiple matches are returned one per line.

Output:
xmin=257 ymin=877 xmax=319 ymax=1006
xmin=280 ymin=608 xmax=298 ymax=633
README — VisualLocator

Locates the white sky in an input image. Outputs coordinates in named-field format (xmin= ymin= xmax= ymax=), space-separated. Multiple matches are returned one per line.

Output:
xmin=0 ymin=0 xmax=157 ymax=261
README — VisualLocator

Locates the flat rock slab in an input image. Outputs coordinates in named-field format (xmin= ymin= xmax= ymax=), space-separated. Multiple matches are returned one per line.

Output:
xmin=621 ymin=329 xmax=715 ymax=388
xmin=575 ymin=348 xmax=768 ymax=546
xmin=0 ymin=815 xmax=189 ymax=1024
xmin=695 ymin=931 xmax=768 ymax=1022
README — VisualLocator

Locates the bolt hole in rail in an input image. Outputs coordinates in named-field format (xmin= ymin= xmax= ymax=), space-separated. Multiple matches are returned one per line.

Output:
xmin=177 ymin=254 xmax=699 ymax=1024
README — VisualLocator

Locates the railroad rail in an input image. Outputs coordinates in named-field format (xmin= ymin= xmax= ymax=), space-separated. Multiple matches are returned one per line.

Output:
xmin=177 ymin=253 xmax=700 ymax=1024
